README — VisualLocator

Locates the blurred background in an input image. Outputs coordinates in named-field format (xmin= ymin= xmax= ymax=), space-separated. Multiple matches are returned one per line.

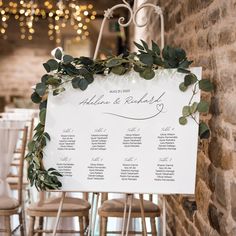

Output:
xmin=1 ymin=0 xmax=236 ymax=235
xmin=0 ymin=0 xmax=133 ymax=111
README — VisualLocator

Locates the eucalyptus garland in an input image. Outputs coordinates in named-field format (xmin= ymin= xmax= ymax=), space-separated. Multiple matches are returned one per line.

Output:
xmin=26 ymin=40 xmax=213 ymax=190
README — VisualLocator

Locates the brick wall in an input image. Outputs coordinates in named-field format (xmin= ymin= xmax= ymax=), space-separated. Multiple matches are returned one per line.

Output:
xmin=133 ymin=0 xmax=236 ymax=235
xmin=0 ymin=18 xmax=55 ymax=106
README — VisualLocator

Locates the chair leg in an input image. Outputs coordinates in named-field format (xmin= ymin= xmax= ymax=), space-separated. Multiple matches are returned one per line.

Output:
xmin=28 ymin=216 xmax=35 ymax=236
xmin=79 ymin=216 xmax=84 ymax=236
xmin=4 ymin=215 xmax=11 ymax=236
xmin=99 ymin=216 xmax=102 ymax=236
xmin=85 ymin=215 xmax=89 ymax=231
xmin=150 ymin=217 xmax=157 ymax=236
xmin=38 ymin=217 xmax=44 ymax=236
xmin=101 ymin=216 xmax=107 ymax=236
xmin=19 ymin=210 xmax=26 ymax=236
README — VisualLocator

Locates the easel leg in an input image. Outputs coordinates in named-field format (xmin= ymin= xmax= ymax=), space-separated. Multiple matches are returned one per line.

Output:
xmin=162 ymin=195 xmax=166 ymax=236
xmin=125 ymin=194 xmax=133 ymax=236
xmin=87 ymin=193 xmax=94 ymax=236
xmin=92 ymin=193 xmax=100 ymax=236
xmin=121 ymin=194 xmax=129 ymax=236
xmin=52 ymin=192 xmax=66 ymax=236
xmin=87 ymin=192 xmax=100 ymax=236
xmin=139 ymin=194 xmax=147 ymax=236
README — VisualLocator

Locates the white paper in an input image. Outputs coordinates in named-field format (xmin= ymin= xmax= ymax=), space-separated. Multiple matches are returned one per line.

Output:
xmin=44 ymin=68 xmax=201 ymax=194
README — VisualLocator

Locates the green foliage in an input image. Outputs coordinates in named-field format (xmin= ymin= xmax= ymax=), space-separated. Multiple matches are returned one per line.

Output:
xmin=31 ymin=92 xmax=42 ymax=104
xmin=72 ymin=77 xmax=89 ymax=90
xmin=111 ymin=65 xmax=126 ymax=75
xmin=63 ymin=55 xmax=74 ymax=64
xmin=53 ymin=87 xmax=65 ymax=96
xmin=184 ymin=73 xmax=198 ymax=87
xmin=199 ymin=122 xmax=210 ymax=139
xmin=179 ymin=117 xmax=187 ymax=125
xmin=197 ymin=100 xmax=209 ymax=113
xmin=199 ymin=79 xmax=214 ymax=92
xmin=179 ymin=82 xmax=188 ymax=92
xmin=39 ymin=108 xmax=46 ymax=125
xmin=27 ymin=39 xmax=213 ymax=191
xmin=140 ymin=67 xmax=155 ymax=80
xmin=43 ymin=59 xmax=59 ymax=72
xmin=35 ymin=83 xmax=46 ymax=96
xmin=55 ymin=48 xmax=62 ymax=60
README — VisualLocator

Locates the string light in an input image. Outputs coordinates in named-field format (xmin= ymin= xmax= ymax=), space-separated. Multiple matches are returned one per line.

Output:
xmin=0 ymin=1 xmax=96 ymax=41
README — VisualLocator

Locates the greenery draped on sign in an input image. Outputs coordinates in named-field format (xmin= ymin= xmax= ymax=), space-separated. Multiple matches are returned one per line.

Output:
xmin=26 ymin=40 xmax=213 ymax=190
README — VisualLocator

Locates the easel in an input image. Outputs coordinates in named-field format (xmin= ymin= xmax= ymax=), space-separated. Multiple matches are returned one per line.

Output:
xmin=52 ymin=0 xmax=166 ymax=235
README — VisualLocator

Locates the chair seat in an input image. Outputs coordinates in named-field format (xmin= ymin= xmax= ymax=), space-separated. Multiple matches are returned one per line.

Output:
xmin=99 ymin=198 xmax=160 ymax=214
xmin=0 ymin=196 xmax=19 ymax=210
xmin=27 ymin=197 xmax=91 ymax=213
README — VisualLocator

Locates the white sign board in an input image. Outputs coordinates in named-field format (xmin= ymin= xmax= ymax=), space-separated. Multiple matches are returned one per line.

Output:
xmin=44 ymin=68 xmax=201 ymax=194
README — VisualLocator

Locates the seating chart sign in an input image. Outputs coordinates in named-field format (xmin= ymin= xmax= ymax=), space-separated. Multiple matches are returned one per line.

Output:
xmin=44 ymin=68 xmax=201 ymax=194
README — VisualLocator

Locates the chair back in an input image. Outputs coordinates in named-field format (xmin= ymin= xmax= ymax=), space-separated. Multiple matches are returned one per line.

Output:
xmin=17 ymin=126 xmax=28 ymax=204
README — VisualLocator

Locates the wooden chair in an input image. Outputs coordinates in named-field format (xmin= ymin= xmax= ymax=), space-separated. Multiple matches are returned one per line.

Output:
xmin=7 ymin=117 xmax=35 ymax=203
xmin=98 ymin=193 xmax=161 ymax=235
xmin=0 ymin=126 xmax=28 ymax=236
xmin=26 ymin=192 xmax=91 ymax=235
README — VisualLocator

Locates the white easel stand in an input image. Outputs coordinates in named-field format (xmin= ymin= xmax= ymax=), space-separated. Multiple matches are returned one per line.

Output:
xmin=52 ymin=0 xmax=166 ymax=235
xmin=52 ymin=192 xmax=66 ymax=236
xmin=162 ymin=195 xmax=166 ymax=236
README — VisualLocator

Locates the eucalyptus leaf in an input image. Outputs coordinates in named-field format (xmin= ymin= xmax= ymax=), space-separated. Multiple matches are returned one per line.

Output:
xmin=76 ymin=56 xmax=94 ymax=65
xmin=199 ymin=122 xmax=210 ymax=139
xmin=47 ymin=59 xmax=59 ymax=71
xmin=140 ymin=68 xmax=155 ymax=80
xmin=106 ymin=58 xmax=123 ymax=68
xmin=53 ymin=87 xmax=65 ymax=96
xmin=134 ymin=41 xmax=144 ymax=50
xmin=41 ymin=74 xmax=51 ymax=83
xmin=39 ymin=108 xmax=46 ymax=125
xmin=179 ymin=82 xmax=188 ymax=92
xmin=55 ymin=48 xmax=62 ymax=60
xmin=184 ymin=73 xmax=197 ymax=86
xmin=43 ymin=63 xmax=50 ymax=73
xmin=35 ymin=83 xmax=46 ymax=96
xmin=199 ymin=79 xmax=214 ymax=92
xmin=44 ymin=132 xmax=50 ymax=141
xmin=153 ymin=56 xmax=163 ymax=66
xmin=51 ymin=172 xmax=63 ymax=177
xmin=28 ymin=140 xmax=36 ymax=152
xmin=197 ymin=100 xmax=209 ymax=113
xmin=111 ymin=65 xmax=126 ymax=75
xmin=177 ymin=68 xmax=191 ymax=74
xmin=179 ymin=116 xmax=187 ymax=125
xmin=182 ymin=106 xmax=190 ymax=116
xmin=31 ymin=92 xmax=42 ymax=104
xmin=178 ymin=60 xmax=192 ymax=68
xmin=162 ymin=46 xmax=170 ymax=60
xmin=46 ymin=78 xmax=61 ymax=86
xmin=141 ymin=39 xmax=149 ymax=51
xmin=152 ymin=40 xmax=160 ymax=55
xmin=133 ymin=65 xmax=144 ymax=73
xmin=72 ymin=77 xmax=89 ymax=90
xmin=39 ymin=100 xmax=47 ymax=110
xmin=63 ymin=55 xmax=74 ymax=64
xmin=139 ymin=54 xmax=153 ymax=66
xmin=190 ymin=102 xmax=198 ymax=113
xmin=175 ymin=48 xmax=186 ymax=61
